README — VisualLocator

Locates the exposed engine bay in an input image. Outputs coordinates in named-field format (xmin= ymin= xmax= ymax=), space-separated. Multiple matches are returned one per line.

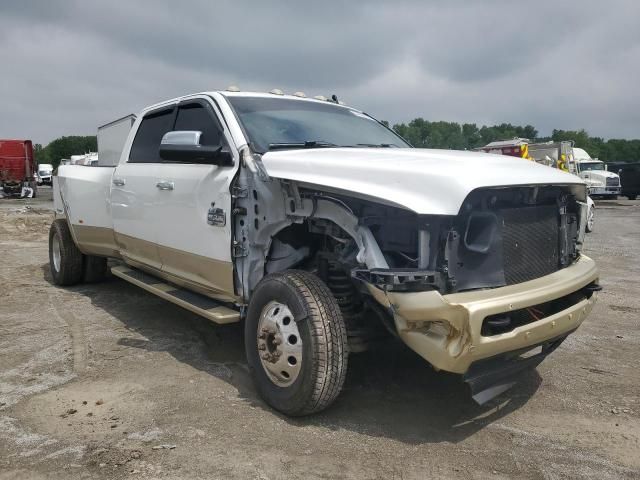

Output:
xmin=232 ymin=149 xmax=588 ymax=350
xmin=237 ymin=183 xmax=585 ymax=297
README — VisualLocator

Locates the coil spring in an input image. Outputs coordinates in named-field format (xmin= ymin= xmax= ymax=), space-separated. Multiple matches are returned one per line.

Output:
xmin=325 ymin=261 xmax=361 ymax=321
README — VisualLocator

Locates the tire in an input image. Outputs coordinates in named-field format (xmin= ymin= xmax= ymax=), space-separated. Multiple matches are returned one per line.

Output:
xmin=586 ymin=206 xmax=595 ymax=233
xmin=245 ymin=270 xmax=348 ymax=416
xmin=83 ymin=255 xmax=108 ymax=283
xmin=628 ymin=195 xmax=637 ymax=200
xmin=49 ymin=219 xmax=84 ymax=286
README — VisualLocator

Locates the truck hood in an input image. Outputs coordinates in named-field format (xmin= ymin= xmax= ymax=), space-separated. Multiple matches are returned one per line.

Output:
xmin=580 ymin=170 xmax=618 ymax=179
xmin=261 ymin=148 xmax=586 ymax=215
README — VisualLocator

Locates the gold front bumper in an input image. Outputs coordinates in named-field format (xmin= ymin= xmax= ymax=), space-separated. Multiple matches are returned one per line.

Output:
xmin=368 ymin=255 xmax=599 ymax=374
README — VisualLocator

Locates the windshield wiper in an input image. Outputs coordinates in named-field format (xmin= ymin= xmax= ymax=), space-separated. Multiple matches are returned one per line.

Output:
xmin=354 ymin=143 xmax=397 ymax=148
xmin=267 ymin=140 xmax=339 ymax=151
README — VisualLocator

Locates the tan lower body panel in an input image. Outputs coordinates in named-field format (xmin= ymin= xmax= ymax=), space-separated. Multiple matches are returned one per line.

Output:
xmin=369 ymin=255 xmax=599 ymax=374
xmin=111 ymin=265 xmax=239 ymax=324
xmin=72 ymin=225 xmax=121 ymax=258
xmin=112 ymin=233 xmax=238 ymax=303
xmin=71 ymin=227 xmax=238 ymax=303
xmin=155 ymin=242 xmax=235 ymax=298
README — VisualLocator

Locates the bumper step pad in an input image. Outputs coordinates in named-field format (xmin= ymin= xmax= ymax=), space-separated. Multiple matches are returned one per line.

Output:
xmin=111 ymin=265 xmax=239 ymax=324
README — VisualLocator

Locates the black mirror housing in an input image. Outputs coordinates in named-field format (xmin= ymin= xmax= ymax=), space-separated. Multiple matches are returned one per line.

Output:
xmin=159 ymin=144 xmax=233 ymax=166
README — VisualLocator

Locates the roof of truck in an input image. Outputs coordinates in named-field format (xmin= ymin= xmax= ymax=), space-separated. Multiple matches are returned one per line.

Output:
xmin=143 ymin=90 xmax=356 ymax=113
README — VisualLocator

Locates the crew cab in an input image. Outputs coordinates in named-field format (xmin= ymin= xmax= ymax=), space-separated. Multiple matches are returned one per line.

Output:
xmin=50 ymin=90 xmax=599 ymax=415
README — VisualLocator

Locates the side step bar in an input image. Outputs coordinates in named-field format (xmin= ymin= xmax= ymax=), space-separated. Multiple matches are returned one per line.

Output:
xmin=111 ymin=265 xmax=240 ymax=324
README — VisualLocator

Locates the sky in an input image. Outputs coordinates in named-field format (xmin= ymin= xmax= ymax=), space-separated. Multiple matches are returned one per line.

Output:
xmin=1 ymin=0 xmax=639 ymax=145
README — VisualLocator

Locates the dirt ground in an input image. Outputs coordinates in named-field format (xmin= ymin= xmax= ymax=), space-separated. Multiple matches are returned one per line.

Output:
xmin=1 ymin=187 xmax=639 ymax=480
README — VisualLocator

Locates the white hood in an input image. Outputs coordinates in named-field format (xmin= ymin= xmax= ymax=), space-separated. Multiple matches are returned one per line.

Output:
xmin=581 ymin=170 xmax=618 ymax=179
xmin=580 ymin=169 xmax=619 ymax=186
xmin=261 ymin=148 xmax=586 ymax=215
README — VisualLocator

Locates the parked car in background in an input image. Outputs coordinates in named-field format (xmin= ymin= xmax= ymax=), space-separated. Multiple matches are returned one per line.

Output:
xmin=607 ymin=162 xmax=640 ymax=200
xmin=586 ymin=196 xmax=595 ymax=232
xmin=37 ymin=163 xmax=54 ymax=185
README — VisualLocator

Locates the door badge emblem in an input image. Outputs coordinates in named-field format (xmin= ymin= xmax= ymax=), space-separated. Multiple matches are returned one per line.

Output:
xmin=207 ymin=203 xmax=226 ymax=226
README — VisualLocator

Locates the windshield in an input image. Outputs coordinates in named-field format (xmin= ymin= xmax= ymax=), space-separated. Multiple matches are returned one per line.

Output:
xmin=226 ymin=96 xmax=410 ymax=153
xmin=580 ymin=162 xmax=604 ymax=172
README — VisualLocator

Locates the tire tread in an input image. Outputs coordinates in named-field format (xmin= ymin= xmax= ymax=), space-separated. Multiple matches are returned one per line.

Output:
xmin=248 ymin=270 xmax=348 ymax=416
xmin=49 ymin=219 xmax=84 ymax=286
xmin=285 ymin=271 xmax=348 ymax=415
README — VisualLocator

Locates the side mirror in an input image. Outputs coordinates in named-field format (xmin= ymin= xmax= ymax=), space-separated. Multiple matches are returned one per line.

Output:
xmin=159 ymin=131 xmax=233 ymax=166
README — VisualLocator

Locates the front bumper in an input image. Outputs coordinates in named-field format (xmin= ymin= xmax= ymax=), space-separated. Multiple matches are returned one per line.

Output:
xmin=367 ymin=255 xmax=599 ymax=374
xmin=588 ymin=186 xmax=620 ymax=196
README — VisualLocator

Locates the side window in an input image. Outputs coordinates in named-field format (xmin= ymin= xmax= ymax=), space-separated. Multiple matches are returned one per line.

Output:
xmin=174 ymin=103 xmax=224 ymax=147
xmin=129 ymin=108 xmax=174 ymax=163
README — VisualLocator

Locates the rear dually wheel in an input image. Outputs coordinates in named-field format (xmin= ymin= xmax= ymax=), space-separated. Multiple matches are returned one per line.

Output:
xmin=49 ymin=219 xmax=84 ymax=286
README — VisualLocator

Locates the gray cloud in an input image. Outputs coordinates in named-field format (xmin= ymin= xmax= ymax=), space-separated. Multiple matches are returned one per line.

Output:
xmin=1 ymin=0 xmax=638 ymax=145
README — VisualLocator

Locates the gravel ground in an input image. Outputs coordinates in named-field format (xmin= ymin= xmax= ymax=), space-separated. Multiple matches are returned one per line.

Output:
xmin=1 ymin=187 xmax=639 ymax=479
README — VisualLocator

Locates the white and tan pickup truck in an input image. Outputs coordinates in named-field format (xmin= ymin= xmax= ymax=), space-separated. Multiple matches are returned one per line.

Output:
xmin=51 ymin=90 xmax=600 ymax=415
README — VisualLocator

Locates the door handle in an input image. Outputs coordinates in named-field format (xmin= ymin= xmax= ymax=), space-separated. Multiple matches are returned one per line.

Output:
xmin=156 ymin=181 xmax=174 ymax=191
xmin=112 ymin=177 xmax=125 ymax=186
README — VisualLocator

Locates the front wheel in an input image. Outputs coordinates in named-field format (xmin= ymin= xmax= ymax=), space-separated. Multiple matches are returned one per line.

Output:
xmin=245 ymin=270 xmax=348 ymax=416
xmin=628 ymin=195 xmax=637 ymax=201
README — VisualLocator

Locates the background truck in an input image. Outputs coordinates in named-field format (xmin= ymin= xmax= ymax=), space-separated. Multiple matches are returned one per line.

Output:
xmin=478 ymin=139 xmax=621 ymax=199
xmin=0 ymin=139 xmax=37 ymax=197
xmin=477 ymin=139 xmax=597 ymax=231
xmin=37 ymin=163 xmax=53 ymax=185
xmin=607 ymin=162 xmax=640 ymax=200
xmin=51 ymin=90 xmax=599 ymax=415
xmin=572 ymin=147 xmax=621 ymax=198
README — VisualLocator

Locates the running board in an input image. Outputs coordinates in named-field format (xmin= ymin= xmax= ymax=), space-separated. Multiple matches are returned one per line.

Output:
xmin=111 ymin=266 xmax=240 ymax=324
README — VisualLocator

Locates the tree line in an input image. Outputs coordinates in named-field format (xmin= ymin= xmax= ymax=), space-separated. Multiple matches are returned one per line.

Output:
xmin=391 ymin=120 xmax=640 ymax=162
xmin=34 ymin=122 xmax=640 ymax=168
xmin=35 ymin=136 xmax=97 ymax=169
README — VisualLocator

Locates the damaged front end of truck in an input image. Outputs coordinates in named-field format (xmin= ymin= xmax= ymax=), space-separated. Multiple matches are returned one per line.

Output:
xmin=233 ymin=146 xmax=600 ymax=404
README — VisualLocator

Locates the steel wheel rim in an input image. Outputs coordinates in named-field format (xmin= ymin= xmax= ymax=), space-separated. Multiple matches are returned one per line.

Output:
xmin=52 ymin=233 xmax=61 ymax=272
xmin=256 ymin=301 xmax=302 ymax=387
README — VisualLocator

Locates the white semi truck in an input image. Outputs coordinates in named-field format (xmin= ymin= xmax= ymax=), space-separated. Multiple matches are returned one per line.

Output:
xmin=51 ymin=90 xmax=599 ymax=415
xmin=479 ymin=139 xmax=621 ymax=199
xmin=571 ymin=147 xmax=621 ymax=198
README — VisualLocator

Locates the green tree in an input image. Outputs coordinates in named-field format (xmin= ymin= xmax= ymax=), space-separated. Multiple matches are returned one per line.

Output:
xmin=392 ymin=119 xmax=640 ymax=162
xmin=33 ymin=143 xmax=48 ymax=166
xmin=44 ymin=136 xmax=97 ymax=169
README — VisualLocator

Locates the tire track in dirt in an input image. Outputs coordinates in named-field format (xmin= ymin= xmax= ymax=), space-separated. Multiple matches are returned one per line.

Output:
xmin=50 ymin=295 xmax=87 ymax=373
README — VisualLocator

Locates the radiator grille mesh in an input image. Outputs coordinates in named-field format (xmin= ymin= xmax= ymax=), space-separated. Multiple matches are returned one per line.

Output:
xmin=502 ymin=206 xmax=559 ymax=285
xmin=606 ymin=177 xmax=619 ymax=187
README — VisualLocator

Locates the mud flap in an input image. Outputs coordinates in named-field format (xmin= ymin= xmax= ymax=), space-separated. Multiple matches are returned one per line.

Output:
xmin=463 ymin=330 xmax=575 ymax=404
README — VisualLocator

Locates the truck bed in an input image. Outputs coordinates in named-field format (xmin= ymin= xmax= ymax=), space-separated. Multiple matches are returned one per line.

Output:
xmin=54 ymin=165 xmax=117 ymax=256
